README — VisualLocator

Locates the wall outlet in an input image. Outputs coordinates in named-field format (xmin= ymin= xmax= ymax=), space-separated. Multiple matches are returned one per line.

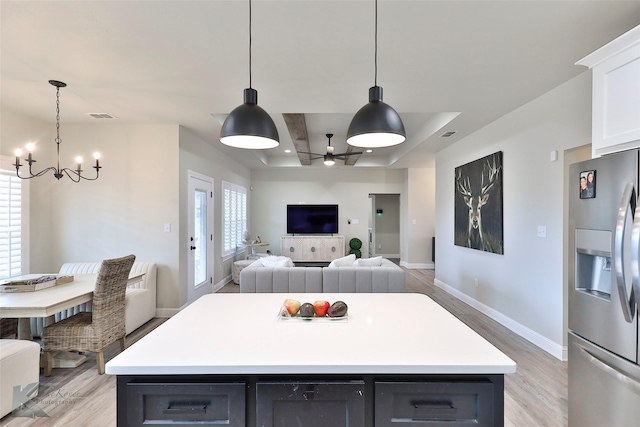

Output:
xmin=164 ymin=223 xmax=171 ymax=232
xmin=378 ymin=244 xmax=382 ymax=249
xmin=474 ymin=278 xmax=479 ymax=288
xmin=537 ymin=226 xmax=547 ymax=238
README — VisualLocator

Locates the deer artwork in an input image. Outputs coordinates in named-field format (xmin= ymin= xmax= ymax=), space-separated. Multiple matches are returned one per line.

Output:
xmin=456 ymin=155 xmax=502 ymax=252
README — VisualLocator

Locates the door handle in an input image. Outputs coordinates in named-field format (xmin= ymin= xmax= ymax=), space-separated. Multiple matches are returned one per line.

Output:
xmin=615 ymin=183 xmax=636 ymax=322
xmin=190 ymin=246 xmax=196 ymax=250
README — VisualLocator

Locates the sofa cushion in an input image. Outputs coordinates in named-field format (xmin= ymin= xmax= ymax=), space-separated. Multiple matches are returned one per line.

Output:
xmin=240 ymin=267 xmax=322 ymax=293
xmin=328 ymin=254 xmax=356 ymax=267
xmin=353 ymin=256 xmax=382 ymax=267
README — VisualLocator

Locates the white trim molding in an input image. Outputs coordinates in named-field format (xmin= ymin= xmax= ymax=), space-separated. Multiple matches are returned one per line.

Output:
xmin=401 ymin=261 xmax=435 ymax=270
xmin=434 ymin=278 xmax=567 ymax=361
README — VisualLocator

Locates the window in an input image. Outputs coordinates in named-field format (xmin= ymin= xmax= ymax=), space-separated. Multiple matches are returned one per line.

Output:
xmin=0 ymin=156 xmax=29 ymax=279
xmin=222 ymin=181 xmax=247 ymax=258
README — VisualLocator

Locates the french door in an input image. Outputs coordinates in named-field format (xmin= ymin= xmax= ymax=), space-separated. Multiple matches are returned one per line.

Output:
xmin=187 ymin=171 xmax=213 ymax=304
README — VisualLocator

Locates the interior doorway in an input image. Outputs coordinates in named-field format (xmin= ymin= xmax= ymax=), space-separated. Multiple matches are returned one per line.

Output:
xmin=369 ymin=194 xmax=400 ymax=258
xmin=187 ymin=171 xmax=214 ymax=304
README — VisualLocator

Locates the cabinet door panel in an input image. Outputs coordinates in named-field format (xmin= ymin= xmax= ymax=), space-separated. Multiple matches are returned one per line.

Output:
xmin=256 ymin=381 xmax=365 ymax=427
xmin=125 ymin=382 xmax=245 ymax=427
xmin=375 ymin=381 xmax=495 ymax=427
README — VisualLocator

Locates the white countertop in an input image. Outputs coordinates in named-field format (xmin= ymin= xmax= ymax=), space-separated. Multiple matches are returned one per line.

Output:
xmin=106 ymin=293 xmax=516 ymax=376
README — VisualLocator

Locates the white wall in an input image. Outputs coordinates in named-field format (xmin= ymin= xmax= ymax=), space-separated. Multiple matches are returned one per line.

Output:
xmin=250 ymin=168 xmax=405 ymax=259
xmin=48 ymin=123 xmax=181 ymax=309
xmin=435 ymin=72 xmax=592 ymax=359
xmin=405 ymin=167 xmax=436 ymax=267
xmin=178 ymin=126 xmax=251 ymax=302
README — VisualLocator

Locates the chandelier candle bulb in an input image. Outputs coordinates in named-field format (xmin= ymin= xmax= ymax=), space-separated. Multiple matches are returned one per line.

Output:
xmin=14 ymin=149 xmax=22 ymax=167
xmin=75 ymin=156 xmax=82 ymax=172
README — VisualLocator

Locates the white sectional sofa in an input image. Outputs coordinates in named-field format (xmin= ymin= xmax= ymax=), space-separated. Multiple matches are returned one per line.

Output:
xmin=239 ymin=255 xmax=405 ymax=293
xmin=30 ymin=261 xmax=157 ymax=336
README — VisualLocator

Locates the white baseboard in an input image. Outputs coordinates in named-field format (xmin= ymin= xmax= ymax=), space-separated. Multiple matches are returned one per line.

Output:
xmin=155 ymin=304 xmax=186 ymax=318
xmin=401 ymin=261 xmax=434 ymax=270
xmin=156 ymin=275 xmax=232 ymax=318
xmin=434 ymin=278 xmax=567 ymax=361
xmin=212 ymin=275 xmax=229 ymax=293
xmin=372 ymin=253 xmax=400 ymax=259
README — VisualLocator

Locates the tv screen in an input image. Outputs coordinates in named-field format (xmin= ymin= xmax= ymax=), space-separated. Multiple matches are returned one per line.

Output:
xmin=287 ymin=205 xmax=338 ymax=234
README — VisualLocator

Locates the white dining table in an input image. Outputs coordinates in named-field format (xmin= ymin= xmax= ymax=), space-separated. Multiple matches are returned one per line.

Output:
xmin=0 ymin=273 xmax=143 ymax=339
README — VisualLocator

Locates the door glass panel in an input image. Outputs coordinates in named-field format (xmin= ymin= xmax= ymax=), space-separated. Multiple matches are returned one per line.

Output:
xmin=194 ymin=189 xmax=207 ymax=287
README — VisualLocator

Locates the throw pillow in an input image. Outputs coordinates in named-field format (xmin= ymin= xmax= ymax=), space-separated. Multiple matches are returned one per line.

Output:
xmin=353 ymin=256 xmax=383 ymax=267
xmin=249 ymin=256 xmax=294 ymax=268
xmin=328 ymin=254 xmax=356 ymax=268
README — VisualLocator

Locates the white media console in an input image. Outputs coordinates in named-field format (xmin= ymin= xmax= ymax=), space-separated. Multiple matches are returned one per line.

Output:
xmin=281 ymin=236 xmax=345 ymax=262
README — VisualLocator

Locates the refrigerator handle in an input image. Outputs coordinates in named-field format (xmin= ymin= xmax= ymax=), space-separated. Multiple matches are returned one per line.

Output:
xmin=615 ymin=183 xmax=636 ymax=323
xmin=574 ymin=341 xmax=640 ymax=395
xmin=633 ymin=185 xmax=640 ymax=312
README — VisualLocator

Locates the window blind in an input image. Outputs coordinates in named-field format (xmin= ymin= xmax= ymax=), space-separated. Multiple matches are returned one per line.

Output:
xmin=0 ymin=169 xmax=23 ymax=279
xmin=222 ymin=181 xmax=247 ymax=258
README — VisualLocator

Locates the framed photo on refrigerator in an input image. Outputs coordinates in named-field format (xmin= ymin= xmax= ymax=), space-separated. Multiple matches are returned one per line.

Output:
xmin=579 ymin=170 xmax=596 ymax=199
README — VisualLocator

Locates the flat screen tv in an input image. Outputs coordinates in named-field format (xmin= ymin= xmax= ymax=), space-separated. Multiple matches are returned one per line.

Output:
xmin=287 ymin=204 xmax=338 ymax=234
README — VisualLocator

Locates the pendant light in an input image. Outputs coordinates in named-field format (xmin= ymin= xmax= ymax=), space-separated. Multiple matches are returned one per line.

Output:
xmin=347 ymin=0 xmax=405 ymax=148
xmin=220 ymin=0 xmax=279 ymax=149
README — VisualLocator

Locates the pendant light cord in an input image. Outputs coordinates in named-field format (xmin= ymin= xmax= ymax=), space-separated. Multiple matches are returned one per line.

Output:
xmin=249 ymin=0 xmax=253 ymax=89
xmin=374 ymin=0 xmax=378 ymax=87
xmin=55 ymin=86 xmax=62 ymax=173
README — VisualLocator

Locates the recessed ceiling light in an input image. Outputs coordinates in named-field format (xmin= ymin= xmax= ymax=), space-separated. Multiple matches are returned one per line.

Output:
xmin=366 ymin=149 xmax=373 ymax=153
xmin=284 ymin=149 xmax=291 ymax=153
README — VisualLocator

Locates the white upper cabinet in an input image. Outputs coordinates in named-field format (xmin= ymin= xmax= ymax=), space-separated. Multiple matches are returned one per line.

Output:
xmin=577 ymin=25 xmax=640 ymax=158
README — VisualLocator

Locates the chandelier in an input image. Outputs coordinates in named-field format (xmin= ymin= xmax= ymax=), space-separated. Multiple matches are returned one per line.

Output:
xmin=13 ymin=80 xmax=101 ymax=182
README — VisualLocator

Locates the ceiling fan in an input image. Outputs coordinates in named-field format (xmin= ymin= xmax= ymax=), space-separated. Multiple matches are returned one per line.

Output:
xmin=298 ymin=134 xmax=364 ymax=166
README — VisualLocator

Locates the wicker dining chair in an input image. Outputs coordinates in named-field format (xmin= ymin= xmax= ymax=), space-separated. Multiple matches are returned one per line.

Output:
xmin=42 ymin=254 xmax=136 ymax=376
xmin=0 ymin=318 xmax=18 ymax=338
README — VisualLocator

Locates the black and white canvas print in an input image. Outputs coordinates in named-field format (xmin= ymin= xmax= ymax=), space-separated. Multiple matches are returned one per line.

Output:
xmin=454 ymin=151 xmax=504 ymax=254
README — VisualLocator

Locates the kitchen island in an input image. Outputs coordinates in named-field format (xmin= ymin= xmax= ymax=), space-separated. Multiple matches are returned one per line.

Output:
xmin=106 ymin=293 xmax=516 ymax=426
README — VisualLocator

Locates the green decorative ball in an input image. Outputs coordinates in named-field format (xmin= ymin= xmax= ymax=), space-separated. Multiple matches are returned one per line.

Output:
xmin=349 ymin=249 xmax=362 ymax=258
xmin=349 ymin=238 xmax=362 ymax=250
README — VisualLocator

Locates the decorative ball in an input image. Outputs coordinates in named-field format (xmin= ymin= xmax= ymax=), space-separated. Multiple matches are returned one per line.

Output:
xmin=349 ymin=249 xmax=362 ymax=258
xmin=349 ymin=238 xmax=362 ymax=250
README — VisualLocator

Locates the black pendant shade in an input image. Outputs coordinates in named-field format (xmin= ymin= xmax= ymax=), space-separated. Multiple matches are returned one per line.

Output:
xmin=220 ymin=88 xmax=279 ymax=149
xmin=347 ymin=86 xmax=406 ymax=148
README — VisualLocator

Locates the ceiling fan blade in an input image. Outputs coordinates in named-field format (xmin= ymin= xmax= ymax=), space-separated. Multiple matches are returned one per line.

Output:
xmin=333 ymin=151 xmax=364 ymax=157
xmin=297 ymin=151 xmax=323 ymax=156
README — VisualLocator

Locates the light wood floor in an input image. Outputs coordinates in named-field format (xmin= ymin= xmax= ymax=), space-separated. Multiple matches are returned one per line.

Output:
xmin=1 ymin=268 xmax=567 ymax=426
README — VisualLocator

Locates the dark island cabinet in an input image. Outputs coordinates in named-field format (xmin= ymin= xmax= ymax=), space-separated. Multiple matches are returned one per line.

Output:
xmin=117 ymin=375 xmax=503 ymax=427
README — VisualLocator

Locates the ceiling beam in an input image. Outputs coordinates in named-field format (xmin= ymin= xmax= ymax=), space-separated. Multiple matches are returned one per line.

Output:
xmin=283 ymin=113 xmax=312 ymax=166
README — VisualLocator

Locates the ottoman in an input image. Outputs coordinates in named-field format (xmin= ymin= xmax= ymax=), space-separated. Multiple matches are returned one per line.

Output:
xmin=232 ymin=259 xmax=254 ymax=284
xmin=0 ymin=339 xmax=40 ymax=418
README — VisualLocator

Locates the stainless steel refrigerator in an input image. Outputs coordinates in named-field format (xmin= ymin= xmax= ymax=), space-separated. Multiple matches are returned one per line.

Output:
xmin=569 ymin=149 xmax=640 ymax=426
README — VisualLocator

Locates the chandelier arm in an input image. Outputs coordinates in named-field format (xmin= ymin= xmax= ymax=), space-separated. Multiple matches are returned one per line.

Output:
xmin=60 ymin=167 xmax=100 ymax=182
xmin=15 ymin=165 xmax=58 ymax=180
xmin=60 ymin=168 xmax=82 ymax=183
